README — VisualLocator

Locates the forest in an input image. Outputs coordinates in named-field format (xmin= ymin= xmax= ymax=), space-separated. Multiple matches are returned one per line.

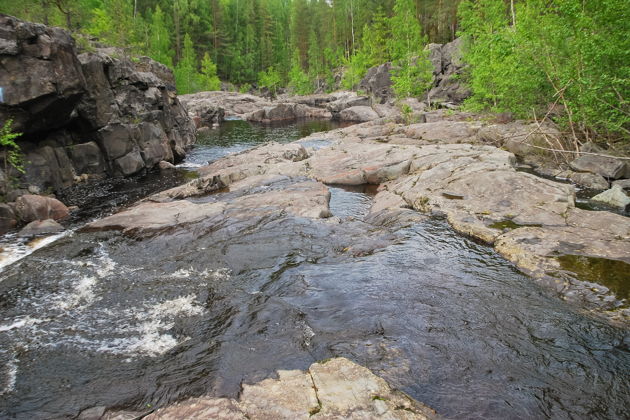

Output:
xmin=1 ymin=0 xmax=628 ymax=140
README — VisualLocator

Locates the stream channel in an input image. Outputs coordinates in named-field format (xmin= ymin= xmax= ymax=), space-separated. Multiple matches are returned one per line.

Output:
xmin=0 ymin=119 xmax=628 ymax=419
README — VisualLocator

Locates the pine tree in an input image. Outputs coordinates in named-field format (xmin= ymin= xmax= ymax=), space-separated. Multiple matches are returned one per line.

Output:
xmin=388 ymin=0 xmax=433 ymax=98
xmin=200 ymin=52 xmax=221 ymax=91
xmin=147 ymin=5 xmax=172 ymax=67
xmin=174 ymin=33 xmax=198 ymax=94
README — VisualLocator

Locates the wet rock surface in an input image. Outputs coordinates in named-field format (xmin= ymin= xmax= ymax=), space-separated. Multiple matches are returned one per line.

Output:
xmin=145 ymin=358 xmax=437 ymax=420
xmin=1 ymin=118 xmax=629 ymax=420
xmin=155 ymin=117 xmax=630 ymax=320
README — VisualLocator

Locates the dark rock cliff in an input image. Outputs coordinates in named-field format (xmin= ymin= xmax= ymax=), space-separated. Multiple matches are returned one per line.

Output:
xmin=0 ymin=14 xmax=196 ymax=201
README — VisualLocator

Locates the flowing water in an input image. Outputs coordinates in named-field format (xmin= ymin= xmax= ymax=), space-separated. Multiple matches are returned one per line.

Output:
xmin=0 ymin=120 xmax=628 ymax=419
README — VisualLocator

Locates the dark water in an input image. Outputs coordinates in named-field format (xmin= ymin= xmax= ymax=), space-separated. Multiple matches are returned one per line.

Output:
xmin=181 ymin=119 xmax=350 ymax=169
xmin=0 ymin=121 xmax=629 ymax=420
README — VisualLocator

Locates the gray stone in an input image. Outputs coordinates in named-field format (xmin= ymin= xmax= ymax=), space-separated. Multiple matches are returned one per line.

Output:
xmin=0 ymin=15 xmax=87 ymax=134
xmin=136 ymin=122 xmax=171 ymax=167
xmin=568 ymin=172 xmax=609 ymax=190
xmin=96 ymin=124 xmax=135 ymax=160
xmin=339 ymin=106 xmax=379 ymax=122
xmin=158 ymin=160 xmax=176 ymax=171
xmin=264 ymin=103 xmax=296 ymax=121
xmin=590 ymin=185 xmax=630 ymax=210
xmin=68 ymin=142 xmax=107 ymax=175
xmin=23 ymin=146 xmax=75 ymax=191
xmin=114 ymin=149 xmax=145 ymax=176
xmin=0 ymin=15 xmax=196 ymax=199
xmin=570 ymin=155 xmax=626 ymax=179
xmin=77 ymin=406 xmax=107 ymax=420
xmin=19 ymin=219 xmax=64 ymax=237
xmin=358 ymin=62 xmax=394 ymax=102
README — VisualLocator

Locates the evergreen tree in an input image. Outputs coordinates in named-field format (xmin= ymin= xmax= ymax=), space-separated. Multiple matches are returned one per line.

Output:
xmin=288 ymin=50 xmax=313 ymax=95
xmin=147 ymin=5 xmax=172 ymax=67
xmin=200 ymin=52 xmax=221 ymax=91
xmin=174 ymin=33 xmax=198 ymax=94
xmin=388 ymin=0 xmax=433 ymax=98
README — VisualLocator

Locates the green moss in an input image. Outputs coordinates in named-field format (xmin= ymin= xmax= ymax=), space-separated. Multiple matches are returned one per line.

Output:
xmin=182 ymin=170 xmax=200 ymax=180
xmin=489 ymin=220 xmax=542 ymax=230
xmin=372 ymin=395 xmax=388 ymax=401
xmin=556 ymin=255 xmax=630 ymax=300
xmin=309 ymin=406 xmax=321 ymax=416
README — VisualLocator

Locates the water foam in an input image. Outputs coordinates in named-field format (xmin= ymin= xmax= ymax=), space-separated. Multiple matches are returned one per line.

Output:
xmin=0 ymin=352 xmax=17 ymax=396
xmin=0 ymin=230 xmax=71 ymax=273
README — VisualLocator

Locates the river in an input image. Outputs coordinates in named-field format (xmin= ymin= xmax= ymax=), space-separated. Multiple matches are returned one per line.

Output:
xmin=0 ymin=120 xmax=628 ymax=419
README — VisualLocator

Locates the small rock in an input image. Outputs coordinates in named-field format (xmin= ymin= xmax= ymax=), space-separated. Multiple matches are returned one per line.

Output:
xmin=158 ymin=160 xmax=176 ymax=171
xmin=19 ymin=219 xmax=64 ymax=237
xmin=590 ymin=185 xmax=630 ymax=210
xmin=77 ymin=406 xmax=107 ymax=420
xmin=27 ymin=185 xmax=41 ymax=194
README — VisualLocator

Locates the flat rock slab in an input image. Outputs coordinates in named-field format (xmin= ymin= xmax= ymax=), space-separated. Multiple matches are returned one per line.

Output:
xmin=85 ymin=176 xmax=331 ymax=236
xmin=144 ymin=358 xmax=437 ymax=420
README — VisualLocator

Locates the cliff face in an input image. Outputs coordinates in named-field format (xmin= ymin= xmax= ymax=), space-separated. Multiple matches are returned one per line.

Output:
xmin=0 ymin=14 xmax=196 ymax=199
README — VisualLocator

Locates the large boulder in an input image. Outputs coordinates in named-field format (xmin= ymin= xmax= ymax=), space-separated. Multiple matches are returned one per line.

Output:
xmin=357 ymin=38 xmax=470 ymax=106
xmin=425 ymin=38 xmax=470 ymax=106
xmin=14 ymin=194 xmax=69 ymax=223
xmin=0 ymin=14 xmax=87 ymax=134
xmin=569 ymin=155 xmax=627 ymax=179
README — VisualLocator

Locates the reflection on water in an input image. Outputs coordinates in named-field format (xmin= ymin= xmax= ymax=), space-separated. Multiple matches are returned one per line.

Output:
xmin=181 ymin=119 xmax=350 ymax=168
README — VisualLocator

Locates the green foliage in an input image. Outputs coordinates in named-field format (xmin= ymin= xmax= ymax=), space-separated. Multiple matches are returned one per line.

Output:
xmin=341 ymin=50 xmax=370 ymax=90
xmin=387 ymin=0 xmax=434 ymax=99
xmin=458 ymin=0 xmax=630 ymax=138
xmin=200 ymin=53 xmax=221 ymax=91
xmin=400 ymin=104 xmax=414 ymax=124
xmin=288 ymin=52 xmax=313 ymax=95
xmin=88 ymin=0 xmax=139 ymax=50
xmin=0 ymin=119 xmax=25 ymax=193
xmin=258 ymin=67 xmax=282 ymax=96
xmin=174 ymin=33 xmax=198 ymax=94
xmin=147 ymin=5 xmax=173 ymax=67
xmin=391 ymin=51 xmax=434 ymax=99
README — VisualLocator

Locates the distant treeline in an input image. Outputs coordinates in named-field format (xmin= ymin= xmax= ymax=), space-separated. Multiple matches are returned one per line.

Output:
xmin=0 ymin=0 xmax=461 ymax=94
xmin=2 ymin=0 xmax=627 ymax=140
